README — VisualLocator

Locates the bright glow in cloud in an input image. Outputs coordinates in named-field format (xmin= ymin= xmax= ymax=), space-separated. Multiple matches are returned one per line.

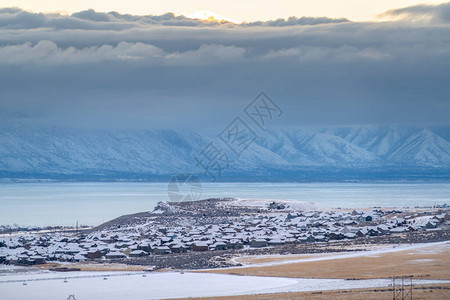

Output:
xmin=186 ymin=10 xmax=241 ymax=23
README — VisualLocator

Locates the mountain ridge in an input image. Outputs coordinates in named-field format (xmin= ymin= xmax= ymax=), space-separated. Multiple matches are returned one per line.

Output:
xmin=0 ymin=125 xmax=449 ymax=180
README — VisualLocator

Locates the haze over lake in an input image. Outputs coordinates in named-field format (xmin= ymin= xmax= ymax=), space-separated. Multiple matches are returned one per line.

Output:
xmin=1 ymin=182 xmax=449 ymax=227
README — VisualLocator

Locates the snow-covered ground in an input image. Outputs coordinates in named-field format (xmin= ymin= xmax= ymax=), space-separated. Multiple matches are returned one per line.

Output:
xmin=230 ymin=198 xmax=323 ymax=211
xmin=0 ymin=270 xmax=448 ymax=300
xmin=1 ymin=242 xmax=448 ymax=299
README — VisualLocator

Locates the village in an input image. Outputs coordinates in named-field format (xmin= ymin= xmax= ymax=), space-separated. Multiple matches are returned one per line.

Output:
xmin=1 ymin=198 xmax=449 ymax=269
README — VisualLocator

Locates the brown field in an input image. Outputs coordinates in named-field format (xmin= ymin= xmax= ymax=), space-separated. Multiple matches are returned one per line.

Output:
xmin=233 ymin=244 xmax=378 ymax=265
xmin=234 ymin=253 xmax=331 ymax=265
xmin=174 ymin=284 xmax=450 ymax=300
xmin=199 ymin=243 xmax=450 ymax=280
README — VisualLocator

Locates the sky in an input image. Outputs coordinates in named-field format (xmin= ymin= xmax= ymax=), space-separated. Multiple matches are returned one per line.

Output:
xmin=0 ymin=0 xmax=448 ymax=22
xmin=0 ymin=1 xmax=449 ymax=131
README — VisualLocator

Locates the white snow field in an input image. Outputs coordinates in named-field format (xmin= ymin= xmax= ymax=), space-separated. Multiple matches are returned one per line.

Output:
xmin=0 ymin=270 xmax=448 ymax=300
xmin=229 ymin=198 xmax=323 ymax=211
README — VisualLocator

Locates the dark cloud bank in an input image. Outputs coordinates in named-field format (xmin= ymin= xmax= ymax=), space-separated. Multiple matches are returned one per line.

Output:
xmin=0 ymin=4 xmax=449 ymax=131
xmin=0 ymin=4 xmax=449 ymax=180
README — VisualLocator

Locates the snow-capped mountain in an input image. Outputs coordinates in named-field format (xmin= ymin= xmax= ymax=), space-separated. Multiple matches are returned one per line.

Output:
xmin=387 ymin=129 xmax=450 ymax=166
xmin=0 ymin=125 xmax=449 ymax=180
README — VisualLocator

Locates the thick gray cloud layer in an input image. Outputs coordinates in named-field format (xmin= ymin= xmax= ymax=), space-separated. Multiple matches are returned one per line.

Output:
xmin=0 ymin=4 xmax=449 ymax=130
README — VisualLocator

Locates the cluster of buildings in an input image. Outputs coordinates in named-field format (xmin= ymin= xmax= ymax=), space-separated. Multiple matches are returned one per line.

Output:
xmin=1 ymin=202 xmax=448 ymax=266
xmin=0 ymin=224 xmax=90 ymax=235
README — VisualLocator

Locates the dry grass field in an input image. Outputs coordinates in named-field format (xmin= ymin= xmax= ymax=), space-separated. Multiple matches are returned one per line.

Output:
xmin=176 ymin=284 xmax=450 ymax=300
xmin=198 ymin=243 xmax=450 ymax=280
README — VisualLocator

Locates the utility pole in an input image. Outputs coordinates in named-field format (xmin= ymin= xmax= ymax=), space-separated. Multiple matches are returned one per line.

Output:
xmin=393 ymin=275 xmax=413 ymax=300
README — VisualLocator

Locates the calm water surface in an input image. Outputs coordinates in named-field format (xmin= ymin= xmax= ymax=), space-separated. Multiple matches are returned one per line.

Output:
xmin=1 ymin=182 xmax=449 ymax=226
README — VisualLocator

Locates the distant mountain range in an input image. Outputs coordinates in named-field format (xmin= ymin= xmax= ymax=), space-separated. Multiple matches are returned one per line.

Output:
xmin=0 ymin=125 xmax=449 ymax=181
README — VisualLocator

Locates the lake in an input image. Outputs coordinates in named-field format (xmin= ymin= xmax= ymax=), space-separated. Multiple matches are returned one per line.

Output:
xmin=1 ymin=182 xmax=449 ymax=226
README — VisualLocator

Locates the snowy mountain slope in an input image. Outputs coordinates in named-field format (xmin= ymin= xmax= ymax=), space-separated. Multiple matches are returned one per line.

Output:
xmin=0 ymin=125 xmax=449 ymax=178
xmin=322 ymin=126 xmax=420 ymax=157
xmin=0 ymin=128 xmax=205 ymax=174
xmin=253 ymin=130 xmax=321 ymax=167
xmin=387 ymin=129 xmax=450 ymax=166
xmin=282 ymin=129 xmax=382 ymax=167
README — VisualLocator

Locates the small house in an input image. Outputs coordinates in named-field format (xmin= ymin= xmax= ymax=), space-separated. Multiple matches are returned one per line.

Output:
xmin=105 ymin=252 xmax=126 ymax=259
xmin=129 ymin=250 xmax=148 ymax=257
xmin=153 ymin=246 xmax=171 ymax=255
xmin=211 ymin=242 xmax=228 ymax=251
xmin=250 ymin=238 xmax=268 ymax=248
xmin=87 ymin=250 xmax=102 ymax=259
xmin=425 ymin=221 xmax=437 ymax=229
xmin=170 ymin=243 xmax=188 ymax=253
xmin=227 ymin=240 xmax=243 ymax=249
xmin=192 ymin=242 xmax=209 ymax=251
xmin=306 ymin=235 xmax=316 ymax=243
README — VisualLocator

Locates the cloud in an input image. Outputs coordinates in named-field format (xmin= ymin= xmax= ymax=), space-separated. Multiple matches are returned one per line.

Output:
xmin=0 ymin=7 xmax=229 ymax=30
xmin=0 ymin=41 xmax=248 ymax=66
xmin=380 ymin=2 xmax=450 ymax=24
xmin=0 ymin=22 xmax=445 ymax=67
xmin=165 ymin=44 xmax=246 ymax=66
xmin=0 ymin=7 xmax=350 ymax=31
xmin=0 ymin=4 xmax=449 ymax=130
xmin=0 ymin=40 xmax=165 ymax=65
xmin=259 ymin=45 xmax=393 ymax=63
xmin=244 ymin=16 xmax=348 ymax=26
xmin=72 ymin=9 xmax=113 ymax=22
xmin=0 ymin=8 xmax=136 ymax=30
